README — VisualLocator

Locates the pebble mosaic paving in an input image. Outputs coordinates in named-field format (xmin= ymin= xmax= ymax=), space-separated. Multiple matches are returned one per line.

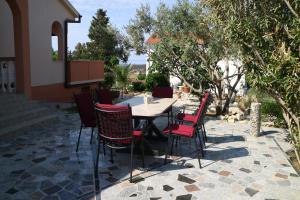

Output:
xmin=0 ymin=97 xmax=299 ymax=200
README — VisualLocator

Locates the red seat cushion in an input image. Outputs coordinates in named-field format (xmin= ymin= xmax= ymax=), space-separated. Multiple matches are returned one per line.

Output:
xmin=176 ymin=113 xmax=195 ymax=122
xmin=133 ymin=130 xmax=143 ymax=137
xmin=163 ymin=124 xmax=195 ymax=138
xmin=95 ymin=103 xmax=128 ymax=111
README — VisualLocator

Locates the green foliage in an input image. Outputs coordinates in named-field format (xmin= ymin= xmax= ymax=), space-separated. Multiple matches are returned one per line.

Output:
xmin=131 ymin=81 xmax=146 ymax=92
xmin=52 ymin=49 xmax=58 ymax=61
xmin=261 ymin=100 xmax=286 ymax=127
xmin=137 ymin=73 xmax=146 ymax=80
xmin=70 ymin=9 xmax=129 ymax=69
xmin=205 ymin=0 xmax=300 ymax=162
xmin=113 ymin=65 xmax=131 ymax=90
xmin=88 ymin=9 xmax=129 ymax=64
xmin=126 ymin=4 xmax=153 ymax=54
xmin=103 ymin=72 xmax=115 ymax=89
xmin=71 ymin=43 xmax=89 ymax=60
xmin=145 ymin=73 xmax=170 ymax=91
xmin=126 ymin=0 xmax=244 ymax=114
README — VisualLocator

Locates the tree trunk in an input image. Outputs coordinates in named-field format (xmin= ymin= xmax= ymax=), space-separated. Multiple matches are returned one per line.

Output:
xmin=215 ymin=84 xmax=223 ymax=115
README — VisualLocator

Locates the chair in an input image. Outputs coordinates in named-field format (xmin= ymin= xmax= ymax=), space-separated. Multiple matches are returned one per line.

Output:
xmin=176 ymin=91 xmax=212 ymax=144
xmin=152 ymin=86 xmax=173 ymax=98
xmin=162 ymin=94 xmax=209 ymax=168
xmin=73 ymin=92 xmax=96 ymax=152
xmin=152 ymin=86 xmax=173 ymax=124
xmin=95 ymin=104 xmax=145 ymax=183
xmin=95 ymin=89 xmax=113 ymax=104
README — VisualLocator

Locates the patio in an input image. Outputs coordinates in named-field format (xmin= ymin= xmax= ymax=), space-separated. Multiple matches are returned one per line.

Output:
xmin=0 ymin=97 xmax=299 ymax=200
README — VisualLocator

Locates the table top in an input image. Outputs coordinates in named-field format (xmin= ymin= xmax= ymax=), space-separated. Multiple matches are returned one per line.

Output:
xmin=118 ymin=95 xmax=177 ymax=118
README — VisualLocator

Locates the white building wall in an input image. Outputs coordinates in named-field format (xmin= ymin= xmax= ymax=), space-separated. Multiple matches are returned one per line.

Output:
xmin=217 ymin=59 xmax=246 ymax=96
xmin=0 ymin=0 xmax=15 ymax=58
xmin=28 ymin=0 xmax=75 ymax=86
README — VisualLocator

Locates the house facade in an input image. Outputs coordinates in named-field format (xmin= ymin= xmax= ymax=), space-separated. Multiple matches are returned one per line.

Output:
xmin=0 ymin=0 xmax=104 ymax=102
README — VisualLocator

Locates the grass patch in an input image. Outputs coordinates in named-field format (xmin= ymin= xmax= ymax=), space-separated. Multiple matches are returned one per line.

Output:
xmin=287 ymin=150 xmax=300 ymax=175
xmin=247 ymin=88 xmax=286 ymax=128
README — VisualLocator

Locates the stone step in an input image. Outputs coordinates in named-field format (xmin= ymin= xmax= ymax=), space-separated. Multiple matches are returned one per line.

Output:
xmin=0 ymin=107 xmax=50 ymax=128
xmin=0 ymin=113 xmax=58 ymax=137
xmin=0 ymin=102 xmax=42 ymax=116
xmin=0 ymin=93 xmax=28 ymax=104
xmin=0 ymin=94 xmax=60 ymax=137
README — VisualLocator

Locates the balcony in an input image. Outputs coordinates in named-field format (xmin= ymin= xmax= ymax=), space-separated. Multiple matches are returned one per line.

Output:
xmin=0 ymin=57 xmax=16 ymax=93
xmin=67 ymin=60 xmax=104 ymax=86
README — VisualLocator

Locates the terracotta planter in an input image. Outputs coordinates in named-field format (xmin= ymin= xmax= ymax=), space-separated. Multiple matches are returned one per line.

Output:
xmin=182 ymin=86 xmax=190 ymax=93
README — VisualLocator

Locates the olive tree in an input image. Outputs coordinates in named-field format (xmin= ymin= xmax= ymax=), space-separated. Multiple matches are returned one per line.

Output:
xmin=204 ymin=0 xmax=300 ymax=163
xmin=126 ymin=0 xmax=245 ymax=114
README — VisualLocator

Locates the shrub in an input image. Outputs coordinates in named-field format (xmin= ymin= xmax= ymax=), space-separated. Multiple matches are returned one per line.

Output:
xmin=145 ymin=73 xmax=170 ymax=91
xmin=247 ymin=88 xmax=286 ymax=127
xmin=261 ymin=100 xmax=286 ymax=127
xmin=131 ymin=81 xmax=145 ymax=92
xmin=103 ymin=72 xmax=115 ymax=88
xmin=137 ymin=73 xmax=146 ymax=80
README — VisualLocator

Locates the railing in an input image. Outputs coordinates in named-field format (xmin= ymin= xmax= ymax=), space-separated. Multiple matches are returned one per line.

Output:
xmin=67 ymin=60 xmax=104 ymax=86
xmin=0 ymin=57 xmax=16 ymax=93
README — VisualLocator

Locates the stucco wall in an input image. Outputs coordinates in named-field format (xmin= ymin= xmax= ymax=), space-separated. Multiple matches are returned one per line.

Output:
xmin=28 ymin=0 xmax=75 ymax=86
xmin=0 ymin=0 xmax=15 ymax=58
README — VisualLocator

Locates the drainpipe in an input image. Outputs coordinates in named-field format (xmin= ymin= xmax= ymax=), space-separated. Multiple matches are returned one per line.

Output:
xmin=64 ymin=15 xmax=82 ymax=88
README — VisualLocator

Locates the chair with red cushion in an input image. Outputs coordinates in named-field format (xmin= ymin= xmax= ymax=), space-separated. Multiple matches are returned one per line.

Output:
xmin=176 ymin=91 xmax=212 ymax=144
xmin=95 ymin=89 xmax=113 ymax=104
xmin=73 ymin=92 xmax=96 ymax=152
xmin=152 ymin=86 xmax=173 ymax=98
xmin=152 ymin=86 xmax=173 ymax=124
xmin=163 ymin=95 xmax=208 ymax=168
xmin=95 ymin=104 xmax=145 ymax=182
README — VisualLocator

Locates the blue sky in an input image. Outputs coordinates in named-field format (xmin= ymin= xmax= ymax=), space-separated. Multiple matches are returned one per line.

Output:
xmin=68 ymin=0 xmax=180 ymax=64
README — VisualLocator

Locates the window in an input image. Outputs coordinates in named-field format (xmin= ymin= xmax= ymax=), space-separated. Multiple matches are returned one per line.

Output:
xmin=51 ymin=21 xmax=63 ymax=61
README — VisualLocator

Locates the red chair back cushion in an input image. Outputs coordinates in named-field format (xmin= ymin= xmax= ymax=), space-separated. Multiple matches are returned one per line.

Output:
xmin=96 ymin=89 xmax=113 ymax=104
xmin=74 ymin=92 xmax=95 ymax=127
xmin=193 ymin=92 xmax=209 ymax=125
xmin=152 ymin=86 xmax=173 ymax=98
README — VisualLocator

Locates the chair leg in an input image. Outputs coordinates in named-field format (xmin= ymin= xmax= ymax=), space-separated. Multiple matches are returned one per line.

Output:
xmin=200 ymin=126 xmax=206 ymax=149
xmin=90 ymin=128 xmax=94 ymax=144
xmin=170 ymin=135 xmax=175 ymax=155
xmin=164 ymin=134 xmax=171 ymax=165
xmin=196 ymin=128 xmax=205 ymax=158
xmin=102 ymin=139 xmax=106 ymax=156
xmin=130 ymin=141 xmax=134 ymax=183
xmin=194 ymin=136 xmax=202 ymax=168
xmin=95 ymin=137 xmax=101 ymax=173
xmin=175 ymin=136 xmax=180 ymax=147
xmin=141 ymin=137 xmax=145 ymax=168
xmin=110 ymin=148 xmax=114 ymax=163
xmin=76 ymin=124 xmax=83 ymax=152
xmin=167 ymin=112 xmax=170 ymax=126
xmin=202 ymin=123 xmax=208 ymax=142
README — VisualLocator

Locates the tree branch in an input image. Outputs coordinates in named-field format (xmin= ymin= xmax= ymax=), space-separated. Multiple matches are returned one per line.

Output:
xmin=283 ymin=0 xmax=300 ymax=23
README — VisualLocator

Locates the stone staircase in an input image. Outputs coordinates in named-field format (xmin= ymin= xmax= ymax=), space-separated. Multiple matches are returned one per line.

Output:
xmin=0 ymin=93 xmax=58 ymax=136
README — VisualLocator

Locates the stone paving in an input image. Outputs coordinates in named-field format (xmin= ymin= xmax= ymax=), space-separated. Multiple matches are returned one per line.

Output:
xmin=0 ymin=97 xmax=299 ymax=200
